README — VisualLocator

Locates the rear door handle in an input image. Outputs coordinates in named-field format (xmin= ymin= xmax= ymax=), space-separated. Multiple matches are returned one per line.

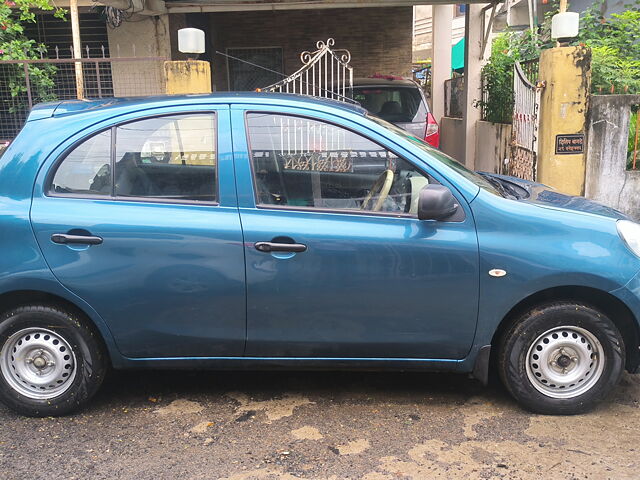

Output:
xmin=51 ymin=233 xmax=103 ymax=245
xmin=254 ymin=241 xmax=307 ymax=253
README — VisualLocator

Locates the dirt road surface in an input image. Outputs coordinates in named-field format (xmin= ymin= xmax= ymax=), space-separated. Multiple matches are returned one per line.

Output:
xmin=1 ymin=370 xmax=639 ymax=479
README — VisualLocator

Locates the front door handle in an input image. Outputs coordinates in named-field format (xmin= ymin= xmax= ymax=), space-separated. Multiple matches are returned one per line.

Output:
xmin=254 ymin=241 xmax=307 ymax=253
xmin=51 ymin=233 xmax=103 ymax=245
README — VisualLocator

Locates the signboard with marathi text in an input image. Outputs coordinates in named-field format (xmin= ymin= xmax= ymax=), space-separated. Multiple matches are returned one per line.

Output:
xmin=555 ymin=134 xmax=585 ymax=155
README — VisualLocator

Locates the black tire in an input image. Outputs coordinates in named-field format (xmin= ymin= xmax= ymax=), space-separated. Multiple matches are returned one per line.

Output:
xmin=0 ymin=305 xmax=107 ymax=417
xmin=498 ymin=302 xmax=625 ymax=415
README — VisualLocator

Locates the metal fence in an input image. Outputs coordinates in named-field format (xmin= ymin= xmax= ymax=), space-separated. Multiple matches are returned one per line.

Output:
xmin=519 ymin=58 xmax=540 ymax=85
xmin=444 ymin=75 xmax=464 ymax=119
xmin=0 ymin=48 xmax=167 ymax=141
xmin=479 ymin=73 xmax=511 ymax=124
xmin=225 ymin=47 xmax=284 ymax=92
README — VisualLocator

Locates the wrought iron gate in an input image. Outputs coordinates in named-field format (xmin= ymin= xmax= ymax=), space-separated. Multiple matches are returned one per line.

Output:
xmin=263 ymin=38 xmax=353 ymax=102
xmin=510 ymin=61 xmax=540 ymax=180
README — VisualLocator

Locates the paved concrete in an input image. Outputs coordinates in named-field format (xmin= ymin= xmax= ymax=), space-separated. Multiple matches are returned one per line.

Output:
xmin=1 ymin=370 xmax=640 ymax=479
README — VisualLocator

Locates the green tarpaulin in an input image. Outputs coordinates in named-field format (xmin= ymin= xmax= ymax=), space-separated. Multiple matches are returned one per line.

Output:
xmin=452 ymin=38 xmax=465 ymax=71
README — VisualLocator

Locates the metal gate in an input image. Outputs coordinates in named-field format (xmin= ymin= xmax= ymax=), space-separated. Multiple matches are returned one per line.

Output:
xmin=510 ymin=61 xmax=540 ymax=180
xmin=263 ymin=38 xmax=353 ymax=102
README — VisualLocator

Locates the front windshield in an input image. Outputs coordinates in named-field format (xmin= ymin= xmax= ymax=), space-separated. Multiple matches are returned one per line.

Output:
xmin=366 ymin=114 xmax=503 ymax=196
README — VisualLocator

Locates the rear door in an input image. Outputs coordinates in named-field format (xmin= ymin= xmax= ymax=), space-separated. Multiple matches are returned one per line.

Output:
xmin=30 ymin=107 xmax=247 ymax=358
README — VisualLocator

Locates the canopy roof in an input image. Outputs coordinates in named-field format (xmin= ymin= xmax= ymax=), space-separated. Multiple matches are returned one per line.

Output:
xmin=452 ymin=37 xmax=465 ymax=71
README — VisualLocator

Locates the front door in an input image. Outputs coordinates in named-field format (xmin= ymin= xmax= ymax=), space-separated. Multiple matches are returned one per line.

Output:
xmin=30 ymin=109 xmax=246 ymax=358
xmin=235 ymin=109 xmax=479 ymax=359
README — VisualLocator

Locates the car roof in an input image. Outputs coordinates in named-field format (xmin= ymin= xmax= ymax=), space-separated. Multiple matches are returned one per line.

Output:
xmin=352 ymin=77 xmax=419 ymax=88
xmin=27 ymin=92 xmax=368 ymax=121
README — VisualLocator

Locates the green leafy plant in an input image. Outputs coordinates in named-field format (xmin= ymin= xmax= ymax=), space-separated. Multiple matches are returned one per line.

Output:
xmin=579 ymin=3 xmax=640 ymax=94
xmin=0 ymin=0 xmax=66 ymax=113
xmin=477 ymin=36 xmax=515 ymax=124
xmin=477 ymin=28 xmax=543 ymax=124
xmin=478 ymin=0 xmax=640 ymax=124
xmin=629 ymin=106 xmax=639 ymax=170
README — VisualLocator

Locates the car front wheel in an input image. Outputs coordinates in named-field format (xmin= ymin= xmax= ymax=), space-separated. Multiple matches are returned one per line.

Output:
xmin=0 ymin=305 xmax=107 ymax=417
xmin=499 ymin=302 xmax=625 ymax=415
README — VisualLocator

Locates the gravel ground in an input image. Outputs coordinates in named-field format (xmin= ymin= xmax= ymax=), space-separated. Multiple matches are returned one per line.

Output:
xmin=1 ymin=369 xmax=640 ymax=480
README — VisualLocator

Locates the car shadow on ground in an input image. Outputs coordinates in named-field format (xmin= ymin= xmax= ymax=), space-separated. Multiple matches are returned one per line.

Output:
xmin=91 ymin=368 xmax=509 ymax=411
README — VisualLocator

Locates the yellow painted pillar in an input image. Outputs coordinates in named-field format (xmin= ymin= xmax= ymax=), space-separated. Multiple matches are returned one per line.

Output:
xmin=164 ymin=60 xmax=212 ymax=94
xmin=537 ymin=46 xmax=591 ymax=195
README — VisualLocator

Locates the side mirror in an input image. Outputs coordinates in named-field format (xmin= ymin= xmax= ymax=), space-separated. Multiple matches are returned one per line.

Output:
xmin=417 ymin=184 xmax=459 ymax=221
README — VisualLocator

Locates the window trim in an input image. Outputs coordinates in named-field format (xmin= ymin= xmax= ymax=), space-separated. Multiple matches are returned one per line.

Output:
xmin=244 ymin=110 xmax=447 ymax=220
xmin=46 ymin=111 xmax=220 ymax=206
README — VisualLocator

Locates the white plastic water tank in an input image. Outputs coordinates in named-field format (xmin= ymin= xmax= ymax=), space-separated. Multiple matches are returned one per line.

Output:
xmin=178 ymin=28 xmax=205 ymax=54
xmin=551 ymin=12 xmax=580 ymax=40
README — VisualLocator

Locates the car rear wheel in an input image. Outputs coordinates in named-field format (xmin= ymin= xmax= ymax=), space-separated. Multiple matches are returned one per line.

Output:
xmin=499 ymin=302 xmax=625 ymax=415
xmin=0 ymin=305 xmax=107 ymax=417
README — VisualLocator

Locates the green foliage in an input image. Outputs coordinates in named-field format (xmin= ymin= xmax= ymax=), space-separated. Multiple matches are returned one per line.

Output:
xmin=476 ymin=2 xmax=558 ymax=124
xmin=0 ymin=0 xmax=66 ymax=112
xmin=479 ymin=0 xmax=640 ymax=123
xmin=477 ymin=36 xmax=515 ymax=124
xmin=477 ymin=29 xmax=541 ymax=124
xmin=629 ymin=107 xmax=639 ymax=170
xmin=579 ymin=2 xmax=640 ymax=94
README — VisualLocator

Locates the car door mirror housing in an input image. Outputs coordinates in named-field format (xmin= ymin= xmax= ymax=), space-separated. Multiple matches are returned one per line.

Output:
xmin=417 ymin=184 xmax=459 ymax=221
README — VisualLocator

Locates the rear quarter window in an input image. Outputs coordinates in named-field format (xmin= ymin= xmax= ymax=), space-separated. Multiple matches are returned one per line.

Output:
xmin=50 ymin=130 xmax=112 ymax=196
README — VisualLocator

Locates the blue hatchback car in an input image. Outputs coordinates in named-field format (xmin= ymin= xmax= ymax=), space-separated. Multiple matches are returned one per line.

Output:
xmin=1 ymin=93 xmax=639 ymax=417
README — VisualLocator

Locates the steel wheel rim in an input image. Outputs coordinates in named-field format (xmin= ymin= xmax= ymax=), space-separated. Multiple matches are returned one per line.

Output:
xmin=525 ymin=326 xmax=605 ymax=399
xmin=0 ymin=328 xmax=77 ymax=400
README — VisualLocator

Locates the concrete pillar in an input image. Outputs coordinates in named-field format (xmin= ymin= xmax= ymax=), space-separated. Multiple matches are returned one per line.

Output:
xmin=462 ymin=4 xmax=486 ymax=169
xmin=106 ymin=14 xmax=172 ymax=96
xmin=164 ymin=60 xmax=212 ymax=94
xmin=537 ymin=46 xmax=591 ymax=195
xmin=538 ymin=47 xmax=591 ymax=195
xmin=431 ymin=5 xmax=452 ymax=123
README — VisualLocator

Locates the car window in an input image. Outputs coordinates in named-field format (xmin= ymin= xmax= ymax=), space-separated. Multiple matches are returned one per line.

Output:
xmin=114 ymin=114 xmax=217 ymax=202
xmin=50 ymin=130 xmax=112 ymax=196
xmin=365 ymin=113 xmax=504 ymax=197
xmin=246 ymin=113 xmax=432 ymax=215
xmin=352 ymin=86 xmax=424 ymax=123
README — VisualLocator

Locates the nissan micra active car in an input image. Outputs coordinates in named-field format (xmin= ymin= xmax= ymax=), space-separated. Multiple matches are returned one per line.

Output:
xmin=1 ymin=93 xmax=639 ymax=417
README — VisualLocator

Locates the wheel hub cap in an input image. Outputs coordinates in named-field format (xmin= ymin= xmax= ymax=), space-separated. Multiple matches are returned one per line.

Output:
xmin=1 ymin=328 xmax=77 ymax=400
xmin=526 ymin=326 xmax=605 ymax=399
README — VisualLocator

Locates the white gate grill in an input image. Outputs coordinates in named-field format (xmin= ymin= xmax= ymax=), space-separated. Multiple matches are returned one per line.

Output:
xmin=263 ymin=38 xmax=353 ymax=102
xmin=510 ymin=61 xmax=540 ymax=181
